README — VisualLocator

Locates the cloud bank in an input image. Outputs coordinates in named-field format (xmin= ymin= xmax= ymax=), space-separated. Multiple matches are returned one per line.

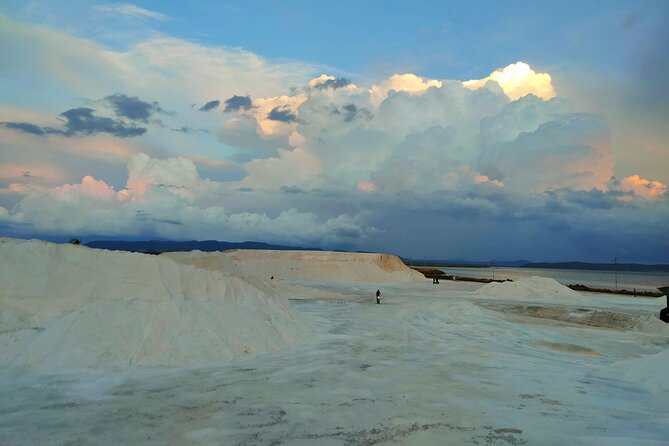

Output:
xmin=0 ymin=12 xmax=666 ymax=261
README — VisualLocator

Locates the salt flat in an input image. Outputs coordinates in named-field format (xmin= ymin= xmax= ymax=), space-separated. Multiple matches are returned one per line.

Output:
xmin=1 ymin=274 xmax=668 ymax=445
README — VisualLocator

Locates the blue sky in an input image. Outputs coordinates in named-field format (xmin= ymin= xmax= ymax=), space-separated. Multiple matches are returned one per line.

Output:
xmin=0 ymin=1 xmax=667 ymax=262
xmin=3 ymin=1 xmax=657 ymax=75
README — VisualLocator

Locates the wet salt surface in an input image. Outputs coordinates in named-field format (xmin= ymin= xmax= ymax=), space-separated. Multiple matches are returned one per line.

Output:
xmin=1 ymin=281 xmax=668 ymax=445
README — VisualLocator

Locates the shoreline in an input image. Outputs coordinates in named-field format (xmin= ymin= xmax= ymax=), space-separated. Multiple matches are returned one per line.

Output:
xmin=411 ymin=267 xmax=665 ymax=298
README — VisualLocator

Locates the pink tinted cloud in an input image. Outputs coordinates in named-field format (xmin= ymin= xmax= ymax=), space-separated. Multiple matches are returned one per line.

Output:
xmin=357 ymin=180 xmax=376 ymax=193
xmin=621 ymin=175 xmax=667 ymax=199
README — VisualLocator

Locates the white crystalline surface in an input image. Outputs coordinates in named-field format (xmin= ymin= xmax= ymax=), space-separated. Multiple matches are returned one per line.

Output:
xmin=1 ymin=239 xmax=668 ymax=445
xmin=164 ymin=249 xmax=425 ymax=282
xmin=0 ymin=238 xmax=310 ymax=370
xmin=476 ymin=276 xmax=585 ymax=303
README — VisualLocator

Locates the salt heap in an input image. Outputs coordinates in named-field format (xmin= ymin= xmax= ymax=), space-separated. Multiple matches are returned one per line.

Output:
xmin=164 ymin=249 xmax=424 ymax=283
xmin=0 ymin=238 xmax=310 ymax=371
xmin=476 ymin=276 xmax=584 ymax=303
xmin=608 ymin=349 xmax=669 ymax=393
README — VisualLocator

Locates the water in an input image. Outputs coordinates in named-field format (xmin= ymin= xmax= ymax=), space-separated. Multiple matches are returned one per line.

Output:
xmin=430 ymin=266 xmax=669 ymax=292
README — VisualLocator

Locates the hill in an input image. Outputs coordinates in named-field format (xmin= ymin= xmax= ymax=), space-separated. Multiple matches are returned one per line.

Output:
xmin=85 ymin=239 xmax=322 ymax=254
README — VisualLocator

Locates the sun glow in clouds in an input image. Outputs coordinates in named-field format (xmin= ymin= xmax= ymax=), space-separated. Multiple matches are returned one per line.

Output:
xmin=621 ymin=175 xmax=668 ymax=199
xmin=463 ymin=62 xmax=556 ymax=101
xmin=370 ymin=74 xmax=443 ymax=108
xmin=357 ymin=181 xmax=376 ymax=193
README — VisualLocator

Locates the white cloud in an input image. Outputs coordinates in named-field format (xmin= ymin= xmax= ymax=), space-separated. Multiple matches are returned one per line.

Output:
xmin=5 ymin=154 xmax=368 ymax=245
xmin=240 ymin=147 xmax=321 ymax=190
xmin=251 ymin=94 xmax=308 ymax=139
xmin=370 ymin=73 xmax=442 ymax=108
xmin=230 ymin=67 xmax=613 ymax=198
xmin=93 ymin=3 xmax=169 ymax=21
xmin=0 ymin=14 xmax=318 ymax=105
xmin=2 ymin=13 xmax=665 ymax=260
xmin=464 ymin=62 xmax=556 ymax=101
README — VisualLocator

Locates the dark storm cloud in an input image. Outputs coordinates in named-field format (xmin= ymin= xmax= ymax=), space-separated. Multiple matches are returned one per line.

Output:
xmin=59 ymin=107 xmax=147 ymax=137
xmin=199 ymin=100 xmax=220 ymax=112
xmin=313 ymin=77 xmax=351 ymax=90
xmin=626 ymin=5 xmax=669 ymax=111
xmin=103 ymin=93 xmax=165 ymax=122
xmin=224 ymin=95 xmax=253 ymax=112
xmin=267 ymin=106 xmax=297 ymax=122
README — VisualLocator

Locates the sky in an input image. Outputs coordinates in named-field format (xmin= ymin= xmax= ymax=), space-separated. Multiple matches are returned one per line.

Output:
xmin=0 ymin=0 xmax=668 ymax=262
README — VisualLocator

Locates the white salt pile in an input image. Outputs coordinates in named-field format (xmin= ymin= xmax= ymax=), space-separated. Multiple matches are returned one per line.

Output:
xmin=165 ymin=249 xmax=424 ymax=283
xmin=608 ymin=349 xmax=669 ymax=393
xmin=476 ymin=276 xmax=584 ymax=303
xmin=0 ymin=238 xmax=310 ymax=371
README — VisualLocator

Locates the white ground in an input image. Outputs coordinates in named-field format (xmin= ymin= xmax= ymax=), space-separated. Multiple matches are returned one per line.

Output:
xmin=1 ymin=241 xmax=669 ymax=445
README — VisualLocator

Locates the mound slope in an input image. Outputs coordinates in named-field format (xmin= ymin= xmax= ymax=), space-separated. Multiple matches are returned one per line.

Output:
xmin=165 ymin=249 xmax=424 ymax=283
xmin=0 ymin=238 xmax=310 ymax=371
xmin=476 ymin=276 xmax=584 ymax=303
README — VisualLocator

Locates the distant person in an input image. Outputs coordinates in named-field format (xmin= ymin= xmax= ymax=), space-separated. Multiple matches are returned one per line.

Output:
xmin=375 ymin=289 xmax=381 ymax=304
xmin=436 ymin=277 xmax=440 ymax=284
xmin=271 ymin=275 xmax=274 ymax=280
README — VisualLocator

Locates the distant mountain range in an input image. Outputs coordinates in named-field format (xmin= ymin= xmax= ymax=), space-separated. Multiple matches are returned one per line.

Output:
xmin=84 ymin=240 xmax=669 ymax=273
xmin=85 ymin=240 xmax=323 ymax=254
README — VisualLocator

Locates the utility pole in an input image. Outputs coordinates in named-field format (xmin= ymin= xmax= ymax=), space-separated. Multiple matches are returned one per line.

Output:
xmin=613 ymin=257 xmax=618 ymax=291
xmin=492 ymin=260 xmax=496 ymax=281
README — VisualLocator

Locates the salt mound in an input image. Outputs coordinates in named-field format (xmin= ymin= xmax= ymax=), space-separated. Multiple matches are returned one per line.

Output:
xmin=165 ymin=249 xmax=424 ymax=283
xmin=0 ymin=238 xmax=310 ymax=371
xmin=608 ymin=349 xmax=669 ymax=393
xmin=629 ymin=314 xmax=669 ymax=334
xmin=476 ymin=276 xmax=584 ymax=303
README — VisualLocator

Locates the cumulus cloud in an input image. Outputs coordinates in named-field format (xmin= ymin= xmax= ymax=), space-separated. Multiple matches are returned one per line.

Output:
xmin=230 ymin=66 xmax=614 ymax=199
xmin=621 ymin=175 xmax=668 ymax=199
xmin=478 ymin=112 xmax=613 ymax=192
xmin=336 ymin=104 xmax=371 ymax=122
xmin=267 ymin=106 xmax=298 ymax=123
xmin=240 ymin=146 xmax=321 ymax=190
xmin=1 ymin=11 xmax=666 ymax=260
xmin=309 ymin=75 xmax=352 ymax=90
xmin=370 ymin=73 xmax=442 ymax=108
xmin=251 ymin=95 xmax=307 ymax=138
xmin=5 ymin=153 xmax=371 ymax=246
xmin=463 ymin=62 xmax=556 ymax=101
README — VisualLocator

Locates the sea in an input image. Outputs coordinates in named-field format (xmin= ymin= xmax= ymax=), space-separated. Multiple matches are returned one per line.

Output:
xmin=431 ymin=266 xmax=669 ymax=293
